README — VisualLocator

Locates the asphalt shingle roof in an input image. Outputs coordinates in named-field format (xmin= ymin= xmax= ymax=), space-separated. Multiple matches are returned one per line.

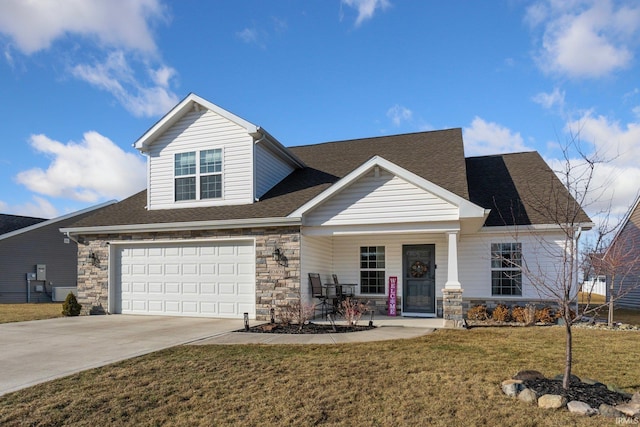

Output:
xmin=69 ymin=128 xmax=591 ymax=229
xmin=0 ymin=214 xmax=46 ymax=235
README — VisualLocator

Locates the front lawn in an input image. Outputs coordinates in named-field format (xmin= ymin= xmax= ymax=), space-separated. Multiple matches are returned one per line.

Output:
xmin=1 ymin=326 xmax=638 ymax=426
xmin=0 ymin=303 xmax=63 ymax=324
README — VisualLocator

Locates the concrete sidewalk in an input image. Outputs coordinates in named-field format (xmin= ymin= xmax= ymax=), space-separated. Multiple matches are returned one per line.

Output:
xmin=191 ymin=316 xmax=439 ymax=345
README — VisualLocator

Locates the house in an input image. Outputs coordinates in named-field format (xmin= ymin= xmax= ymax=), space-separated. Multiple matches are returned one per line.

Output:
xmin=61 ymin=93 xmax=592 ymax=326
xmin=602 ymin=195 xmax=640 ymax=308
xmin=0 ymin=203 xmax=115 ymax=303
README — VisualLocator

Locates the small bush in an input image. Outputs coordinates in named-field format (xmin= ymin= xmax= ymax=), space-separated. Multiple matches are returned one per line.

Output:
xmin=535 ymin=307 xmax=554 ymax=324
xmin=554 ymin=307 xmax=577 ymax=321
xmin=466 ymin=305 xmax=488 ymax=321
xmin=511 ymin=306 xmax=526 ymax=323
xmin=492 ymin=304 xmax=511 ymax=322
xmin=62 ymin=293 xmax=82 ymax=316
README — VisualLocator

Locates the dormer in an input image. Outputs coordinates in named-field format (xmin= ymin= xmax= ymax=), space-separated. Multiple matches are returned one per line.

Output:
xmin=134 ymin=94 xmax=305 ymax=210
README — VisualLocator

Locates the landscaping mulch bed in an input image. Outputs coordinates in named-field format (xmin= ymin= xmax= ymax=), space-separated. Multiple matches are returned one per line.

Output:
xmin=239 ymin=322 xmax=376 ymax=334
xmin=523 ymin=378 xmax=630 ymax=408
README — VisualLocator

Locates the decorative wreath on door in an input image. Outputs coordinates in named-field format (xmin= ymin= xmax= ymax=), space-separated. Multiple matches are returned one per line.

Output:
xmin=410 ymin=260 xmax=428 ymax=278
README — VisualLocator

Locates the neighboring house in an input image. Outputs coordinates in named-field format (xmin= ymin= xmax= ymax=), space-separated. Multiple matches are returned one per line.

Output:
xmin=603 ymin=195 xmax=640 ymax=309
xmin=61 ymin=93 xmax=592 ymax=326
xmin=0 ymin=203 xmax=115 ymax=303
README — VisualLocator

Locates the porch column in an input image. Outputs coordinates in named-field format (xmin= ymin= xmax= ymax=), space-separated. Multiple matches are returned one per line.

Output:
xmin=442 ymin=231 xmax=464 ymax=328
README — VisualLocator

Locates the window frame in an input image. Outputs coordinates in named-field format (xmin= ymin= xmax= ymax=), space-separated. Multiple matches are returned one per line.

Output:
xmin=174 ymin=148 xmax=223 ymax=202
xmin=360 ymin=246 xmax=386 ymax=295
xmin=490 ymin=242 xmax=522 ymax=296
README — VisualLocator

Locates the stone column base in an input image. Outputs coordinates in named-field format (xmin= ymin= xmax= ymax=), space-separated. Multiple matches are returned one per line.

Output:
xmin=442 ymin=288 xmax=465 ymax=329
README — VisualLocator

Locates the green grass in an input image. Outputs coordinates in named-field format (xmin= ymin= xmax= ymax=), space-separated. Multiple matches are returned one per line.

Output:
xmin=0 ymin=303 xmax=64 ymax=323
xmin=1 ymin=326 xmax=638 ymax=426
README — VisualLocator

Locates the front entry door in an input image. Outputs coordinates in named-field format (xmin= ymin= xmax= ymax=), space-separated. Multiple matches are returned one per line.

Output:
xmin=402 ymin=244 xmax=436 ymax=316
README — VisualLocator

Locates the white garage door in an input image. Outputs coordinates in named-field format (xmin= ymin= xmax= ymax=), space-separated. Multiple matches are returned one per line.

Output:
xmin=115 ymin=240 xmax=255 ymax=318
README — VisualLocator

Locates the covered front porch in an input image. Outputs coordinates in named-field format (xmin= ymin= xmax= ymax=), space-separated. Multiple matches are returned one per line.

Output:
xmin=300 ymin=226 xmax=466 ymax=326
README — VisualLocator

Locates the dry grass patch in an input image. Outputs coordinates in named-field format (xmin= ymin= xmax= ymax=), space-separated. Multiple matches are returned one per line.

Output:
xmin=1 ymin=327 xmax=639 ymax=426
xmin=578 ymin=292 xmax=640 ymax=325
xmin=0 ymin=303 xmax=63 ymax=323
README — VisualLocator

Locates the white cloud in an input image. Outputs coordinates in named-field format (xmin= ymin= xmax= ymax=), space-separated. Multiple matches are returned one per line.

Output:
xmin=540 ymin=110 xmax=640 ymax=221
xmin=526 ymin=0 xmax=640 ymax=78
xmin=386 ymin=104 xmax=413 ymax=126
xmin=0 ymin=0 xmax=167 ymax=54
xmin=0 ymin=196 xmax=60 ymax=219
xmin=341 ymin=0 xmax=391 ymax=27
xmin=532 ymin=87 xmax=566 ymax=110
xmin=72 ymin=51 xmax=178 ymax=117
xmin=15 ymin=132 xmax=146 ymax=203
xmin=237 ymin=28 xmax=260 ymax=45
xmin=0 ymin=0 xmax=177 ymax=118
xmin=463 ymin=117 xmax=532 ymax=156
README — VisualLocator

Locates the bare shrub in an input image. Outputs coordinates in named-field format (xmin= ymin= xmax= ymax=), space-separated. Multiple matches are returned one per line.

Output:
xmin=492 ymin=304 xmax=511 ymax=322
xmin=338 ymin=298 xmax=370 ymax=326
xmin=524 ymin=304 xmax=537 ymax=326
xmin=466 ymin=305 xmax=489 ymax=321
xmin=535 ymin=307 xmax=554 ymax=324
xmin=277 ymin=300 xmax=315 ymax=331
xmin=511 ymin=306 xmax=526 ymax=323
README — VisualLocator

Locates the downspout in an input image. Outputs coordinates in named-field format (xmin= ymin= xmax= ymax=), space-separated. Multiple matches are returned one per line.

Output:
xmin=574 ymin=226 xmax=582 ymax=317
xmin=253 ymin=131 xmax=268 ymax=202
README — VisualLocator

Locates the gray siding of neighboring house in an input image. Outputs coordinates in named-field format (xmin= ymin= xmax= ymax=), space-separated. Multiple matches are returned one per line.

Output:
xmin=613 ymin=203 xmax=640 ymax=309
xmin=0 ymin=216 xmax=88 ymax=303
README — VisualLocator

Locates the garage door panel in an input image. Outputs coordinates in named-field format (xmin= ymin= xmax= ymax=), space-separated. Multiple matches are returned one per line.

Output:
xmin=117 ymin=241 xmax=255 ymax=318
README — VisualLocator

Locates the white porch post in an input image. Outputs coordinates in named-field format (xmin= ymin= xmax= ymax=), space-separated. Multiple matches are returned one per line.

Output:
xmin=442 ymin=231 xmax=464 ymax=328
xmin=445 ymin=231 xmax=461 ymax=289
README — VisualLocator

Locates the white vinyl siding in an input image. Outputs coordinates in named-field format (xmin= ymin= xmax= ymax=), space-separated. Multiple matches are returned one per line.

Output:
xmin=147 ymin=109 xmax=253 ymax=209
xmin=458 ymin=231 xmax=568 ymax=300
xmin=255 ymin=144 xmax=295 ymax=199
xmin=330 ymin=234 xmax=447 ymax=298
xmin=300 ymin=235 xmax=333 ymax=304
xmin=304 ymin=169 xmax=459 ymax=226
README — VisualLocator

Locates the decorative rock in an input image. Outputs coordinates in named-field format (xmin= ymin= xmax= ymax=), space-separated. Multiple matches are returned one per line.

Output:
xmin=518 ymin=388 xmax=538 ymax=404
xmin=615 ymin=402 xmax=640 ymax=417
xmin=599 ymin=404 xmax=624 ymax=418
xmin=567 ymin=401 xmax=597 ymax=416
xmin=513 ymin=370 xmax=545 ymax=381
xmin=538 ymin=394 xmax=567 ymax=409
xmin=501 ymin=379 xmax=524 ymax=397
xmin=632 ymin=392 xmax=640 ymax=404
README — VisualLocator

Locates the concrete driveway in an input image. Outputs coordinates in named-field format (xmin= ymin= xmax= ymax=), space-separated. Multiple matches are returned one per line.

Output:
xmin=0 ymin=315 xmax=243 ymax=396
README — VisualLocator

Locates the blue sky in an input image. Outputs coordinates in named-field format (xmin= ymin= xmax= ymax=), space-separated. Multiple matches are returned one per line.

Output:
xmin=1 ymin=0 xmax=639 ymax=222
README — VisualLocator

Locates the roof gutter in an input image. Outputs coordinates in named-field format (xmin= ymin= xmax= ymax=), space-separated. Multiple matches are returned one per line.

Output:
xmin=60 ymin=216 xmax=302 ymax=236
xmin=251 ymin=127 xmax=306 ymax=168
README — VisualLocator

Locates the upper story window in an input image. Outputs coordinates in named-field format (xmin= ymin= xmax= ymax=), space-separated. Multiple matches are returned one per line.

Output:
xmin=491 ymin=242 xmax=522 ymax=296
xmin=174 ymin=149 xmax=222 ymax=202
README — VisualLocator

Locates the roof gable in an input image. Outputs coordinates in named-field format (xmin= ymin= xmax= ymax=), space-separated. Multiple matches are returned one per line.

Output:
xmin=290 ymin=156 xmax=486 ymax=221
xmin=134 ymin=93 xmax=259 ymax=153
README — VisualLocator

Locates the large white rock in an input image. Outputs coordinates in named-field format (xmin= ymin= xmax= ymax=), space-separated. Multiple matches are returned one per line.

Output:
xmin=538 ymin=394 xmax=567 ymax=409
xmin=567 ymin=401 xmax=597 ymax=416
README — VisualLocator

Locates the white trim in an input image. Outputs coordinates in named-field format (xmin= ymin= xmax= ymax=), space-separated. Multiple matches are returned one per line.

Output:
xmin=0 ymin=200 xmax=117 ymax=242
xmin=134 ymin=93 xmax=259 ymax=152
xmin=289 ymin=156 xmax=487 ymax=220
xmin=252 ymin=127 xmax=306 ymax=169
xmin=107 ymin=237 xmax=256 ymax=246
xmin=479 ymin=222 xmax=595 ymax=234
xmin=61 ymin=216 xmax=302 ymax=235
xmin=302 ymin=222 xmax=461 ymax=236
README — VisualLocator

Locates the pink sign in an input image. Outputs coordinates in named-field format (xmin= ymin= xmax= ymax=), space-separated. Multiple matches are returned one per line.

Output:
xmin=388 ymin=276 xmax=398 ymax=316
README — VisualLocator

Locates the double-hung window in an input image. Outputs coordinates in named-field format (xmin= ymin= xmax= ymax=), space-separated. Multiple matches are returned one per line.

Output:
xmin=491 ymin=243 xmax=522 ymax=296
xmin=174 ymin=149 xmax=222 ymax=201
xmin=360 ymin=246 xmax=386 ymax=294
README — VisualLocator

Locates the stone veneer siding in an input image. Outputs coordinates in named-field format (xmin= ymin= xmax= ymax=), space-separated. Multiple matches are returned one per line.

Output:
xmin=76 ymin=226 xmax=301 ymax=320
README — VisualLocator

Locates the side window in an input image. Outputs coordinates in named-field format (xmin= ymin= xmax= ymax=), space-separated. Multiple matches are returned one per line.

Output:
xmin=360 ymin=246 xmax=385 ymax=294
xmin=491 ymin=242 xmax=522 ymax=296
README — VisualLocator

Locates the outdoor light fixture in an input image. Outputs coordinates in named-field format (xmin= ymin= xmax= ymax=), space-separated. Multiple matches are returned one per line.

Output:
xmin=272 ymin=248 xmax=282 ymax=262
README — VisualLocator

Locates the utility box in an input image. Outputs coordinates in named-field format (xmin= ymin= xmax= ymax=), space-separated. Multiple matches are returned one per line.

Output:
xmin=36 ymin=264 xmax=46 ymax=281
